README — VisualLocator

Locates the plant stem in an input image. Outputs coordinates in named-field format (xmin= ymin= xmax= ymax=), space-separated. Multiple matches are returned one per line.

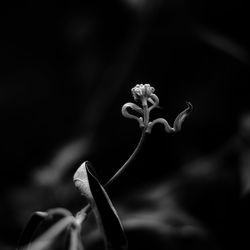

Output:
xmin=78 ymin=105 xmax=148 ymax=218
xmin=104 ymin=129 xmax=146 ymax=188
xmin=105 ymin=104 xmax=148 ymax=188
xmin=79 ymin=128 xmax=147 ymax=217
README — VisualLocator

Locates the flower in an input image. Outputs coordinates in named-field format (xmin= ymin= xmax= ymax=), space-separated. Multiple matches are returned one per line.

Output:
xmin=122 ymin=84 xmax=193 ymax=133
xmin=131 ymin=84 xmax=155 ymax=106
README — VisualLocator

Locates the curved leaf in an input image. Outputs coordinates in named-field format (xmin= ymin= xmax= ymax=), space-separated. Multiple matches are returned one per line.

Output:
xmin=74 ymin=161 xmax=128 ymax=250
xmin=28 ymin=216 xmax=76 ymax=250
xmin=18 ymin=208 xmax=74 ymax=250
xmin=17 ymin=211 xmax=48 ymax=250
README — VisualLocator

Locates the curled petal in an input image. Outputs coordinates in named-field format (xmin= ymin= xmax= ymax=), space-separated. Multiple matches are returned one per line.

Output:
xmin=173 ymin=101 xmax=193 ymax=132
xmin=146 ymin=118 xmax=175 ymax=134
xmin=131 ymin=84 xmax=155 ymax=101
xmin=146 ymin=102 xmax=193 ymax=133
xmin=148 ymin=94 xmax=160 ymax=112
xmin=121 ymin=102 xmax=144 ymax=127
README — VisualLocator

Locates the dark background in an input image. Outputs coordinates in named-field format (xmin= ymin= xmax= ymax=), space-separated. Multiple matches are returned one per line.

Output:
xmin=0 ymin=2 xmax=249 ymax=250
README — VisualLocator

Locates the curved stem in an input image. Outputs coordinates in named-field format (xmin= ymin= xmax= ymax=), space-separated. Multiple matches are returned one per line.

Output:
xmin=104 ymin=128 xmax=146 ymax=188
xmin=78 ymin=105 xmax=148 ymax=219
xmin=80 ymin=127 xmax=147 ymax=218
xmin=105 ymin=104 xmax=148 ymax=187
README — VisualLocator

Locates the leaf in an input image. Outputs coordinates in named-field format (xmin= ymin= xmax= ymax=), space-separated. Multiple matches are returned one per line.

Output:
xmin=28 ymin=216 xmax=76 ymax=250
xmin=18 ymin=208 xmax=74 ymax=250
xmin=74 ymin=161 xmax=128 ymax=250
xmin=17 ymin=211 xmax=48 ymax=250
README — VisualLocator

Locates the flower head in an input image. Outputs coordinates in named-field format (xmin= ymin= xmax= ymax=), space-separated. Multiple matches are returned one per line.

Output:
xmin=122 ymin=83 xmax=193 ymax=134
xmin=131 ymin=84 xmax=155 ymax=106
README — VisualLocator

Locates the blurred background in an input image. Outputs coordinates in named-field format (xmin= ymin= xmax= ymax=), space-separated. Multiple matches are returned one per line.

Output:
xmin=0 ymin=2 xmax=249 ymax=250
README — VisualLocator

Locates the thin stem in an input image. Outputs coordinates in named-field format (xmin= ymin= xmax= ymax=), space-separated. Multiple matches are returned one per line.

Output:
xmin=143 ymin=104 xmax=149 ymax=127
xmin=104 ymin=128 xmax=146 ymax=188
xmin=69 ymin=228 xmax=78 ymax=250
xmin=79 ymin=128 xmax=147 ymax=217
xmin=105 ymin=102 xmax=148 ymax=188
xmin=77 ymin=105 xmax=148 ymax=219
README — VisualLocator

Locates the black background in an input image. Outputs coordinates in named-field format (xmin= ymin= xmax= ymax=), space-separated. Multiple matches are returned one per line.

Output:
xmin=0 ymin=2 xmax=249 ymax=249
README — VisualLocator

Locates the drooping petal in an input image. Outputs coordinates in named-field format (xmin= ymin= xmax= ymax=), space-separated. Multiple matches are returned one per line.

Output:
xmin=173 ymin=102 xmax=193 ymax=132
xmin=148 ymin=94 xmax=160 ymax=112
xmin=121 ymin=102 xmax=144 ymax=127
xmin=146 ymin=118 xmax=175 ymax=134
xmin=146 ymin=102 xmax=193 ymax=133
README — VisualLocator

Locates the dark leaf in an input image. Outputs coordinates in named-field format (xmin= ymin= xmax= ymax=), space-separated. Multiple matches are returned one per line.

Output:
xmin=18 ymin=208 xmax=74 ymax=250
xmin=74 ymin=161 xmax=128 ymax=250
xmin=17 ymin=211 xmax=48 ymax=250
xmin=29 ymin=216 xmax=75 ymax=250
